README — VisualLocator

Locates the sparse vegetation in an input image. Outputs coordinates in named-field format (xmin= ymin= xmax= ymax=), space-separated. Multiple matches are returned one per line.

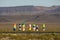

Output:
xmin=0 ymin=33 xmax=60 ymax=40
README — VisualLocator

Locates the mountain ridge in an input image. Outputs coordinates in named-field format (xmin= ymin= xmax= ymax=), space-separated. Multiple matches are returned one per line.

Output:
xmin=0 ymin=5 xmax=60 ymax=15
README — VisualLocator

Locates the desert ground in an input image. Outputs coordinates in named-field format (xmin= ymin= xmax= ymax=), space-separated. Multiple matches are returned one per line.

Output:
xmin=0 ymin=33 xmax=60 ymax=40
xmin=0 ymin=15 xmax=60 ymax=32
xmin=0 ymin=15 xmax=60 ymax=40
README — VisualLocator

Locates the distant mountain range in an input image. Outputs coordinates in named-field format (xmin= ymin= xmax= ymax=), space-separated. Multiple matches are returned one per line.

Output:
xmin=0 ymin=5 xmax=60 ymax=15
xmin=0 ymin=6 xmax=60 ymax=23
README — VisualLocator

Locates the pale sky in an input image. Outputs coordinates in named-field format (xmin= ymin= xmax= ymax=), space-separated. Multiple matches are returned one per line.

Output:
xmin=0 ymin=0 xmax=60 ymax=7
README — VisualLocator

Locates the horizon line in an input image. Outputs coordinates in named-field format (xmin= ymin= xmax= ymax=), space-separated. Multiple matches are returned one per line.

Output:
xmin=0 ymin=5 xmax=60 ymax=7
